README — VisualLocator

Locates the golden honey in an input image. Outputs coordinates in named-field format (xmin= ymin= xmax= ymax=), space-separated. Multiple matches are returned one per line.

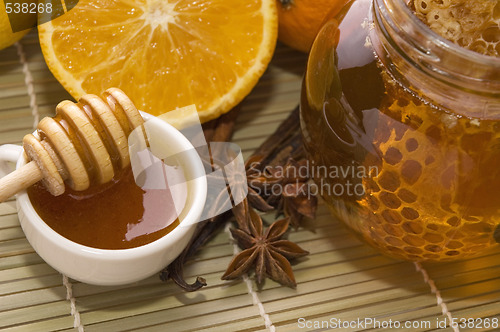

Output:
xmin=300 ymin=0 xmax=500 ymax=261
xmin=28 ymin=166 xmax=180 ymax=250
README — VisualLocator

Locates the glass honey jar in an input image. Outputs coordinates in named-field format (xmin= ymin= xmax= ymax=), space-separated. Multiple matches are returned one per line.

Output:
xmin=300 ymin=0 xmax=500 ymax=261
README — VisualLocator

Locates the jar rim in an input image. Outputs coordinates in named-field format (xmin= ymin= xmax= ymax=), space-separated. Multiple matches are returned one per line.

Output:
xmin=375 ymin=0 xmax=500 ymax=67
xmin=371 ymin=0 xmax=499 ymax=117
xmin=373 ymin=0 xmax=500 ymax=101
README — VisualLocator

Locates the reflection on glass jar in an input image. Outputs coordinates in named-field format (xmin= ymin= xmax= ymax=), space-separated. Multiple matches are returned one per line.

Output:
xmin=300 ymin=0 xmax=500 ymax=261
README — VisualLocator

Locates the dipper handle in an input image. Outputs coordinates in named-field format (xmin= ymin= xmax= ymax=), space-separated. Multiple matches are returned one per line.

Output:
xmin=0 ymin=161 xmax=42 ymax=202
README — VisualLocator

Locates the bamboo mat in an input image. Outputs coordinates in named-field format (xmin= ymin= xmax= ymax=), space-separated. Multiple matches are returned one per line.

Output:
xmin=1 ymin=30 xmax=500 ymax=332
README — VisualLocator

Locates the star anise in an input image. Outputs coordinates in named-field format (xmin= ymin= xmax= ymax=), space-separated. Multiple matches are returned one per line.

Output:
xmin=222 ymin=199 xmax=309 ymax=288
xmin=277 ymin=159 xmax=317 ymax=228
xmin=246 ymin=156 xmax=317 ymax=228
xmin=245 ymin=155 xmax=279 ymax=212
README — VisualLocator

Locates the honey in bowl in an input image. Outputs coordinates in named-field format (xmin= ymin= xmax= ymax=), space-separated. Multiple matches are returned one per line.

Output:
xmin=301 ymin=0 xmax=500 ymax=261
xmin=27 ymin=161 xmax=187 ymax=250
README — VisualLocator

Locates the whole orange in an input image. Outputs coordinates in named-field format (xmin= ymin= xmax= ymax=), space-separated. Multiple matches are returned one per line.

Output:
xmin=277 ymin=0 xmax=351 ymax=53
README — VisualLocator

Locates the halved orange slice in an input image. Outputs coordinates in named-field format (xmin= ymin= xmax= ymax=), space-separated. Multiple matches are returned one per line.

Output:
xmin=39 ymin=0 xmax=277 ymax=123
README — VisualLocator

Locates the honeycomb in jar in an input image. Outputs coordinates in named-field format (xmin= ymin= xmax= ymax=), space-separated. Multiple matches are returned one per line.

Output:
xmin=409 ymin=0 xmax=500 ymax=56
xmin=355 ymin=82 xmax=500 ymax=262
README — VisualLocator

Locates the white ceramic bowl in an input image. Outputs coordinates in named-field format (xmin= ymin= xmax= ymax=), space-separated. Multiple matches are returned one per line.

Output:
xmin=0 ymin=112 xmax=207 ymax=285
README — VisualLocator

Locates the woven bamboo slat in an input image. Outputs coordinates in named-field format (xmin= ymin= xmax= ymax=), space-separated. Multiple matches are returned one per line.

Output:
xmin=0 ymin=30 xmax=499 ymax=331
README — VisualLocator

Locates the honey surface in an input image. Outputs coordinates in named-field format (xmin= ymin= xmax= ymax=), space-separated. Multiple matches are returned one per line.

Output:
xmin=27 ymin=166 xmax=180 ymax=249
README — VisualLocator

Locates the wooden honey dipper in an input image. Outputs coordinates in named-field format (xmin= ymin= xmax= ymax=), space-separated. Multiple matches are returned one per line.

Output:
xmin=0 ymin=88 xmax=144 ymax=202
